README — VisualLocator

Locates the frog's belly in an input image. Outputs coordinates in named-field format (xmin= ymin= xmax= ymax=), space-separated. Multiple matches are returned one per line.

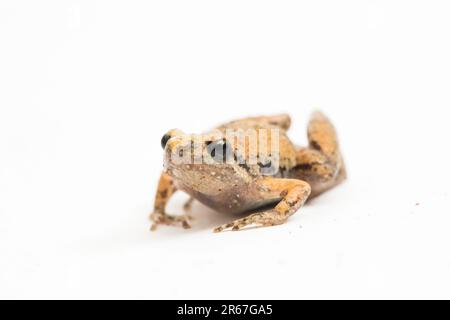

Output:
xmin=185 ymin=189 xmax=280 ymax=215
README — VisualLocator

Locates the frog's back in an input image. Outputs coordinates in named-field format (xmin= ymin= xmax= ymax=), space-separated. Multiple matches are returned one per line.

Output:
xmin=215 ymin=114 xmax=291 ymax=131
xmin=214 ymin=114 xmax=298 ymax=178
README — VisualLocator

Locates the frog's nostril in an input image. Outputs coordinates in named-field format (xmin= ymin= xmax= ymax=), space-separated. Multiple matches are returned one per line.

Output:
xmin=161 ymin=133 xmax=171 ymax=149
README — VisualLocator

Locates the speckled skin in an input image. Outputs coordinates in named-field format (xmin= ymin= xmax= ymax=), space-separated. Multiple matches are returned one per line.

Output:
xmin=150 ymin=112 xmax=346 ymax=232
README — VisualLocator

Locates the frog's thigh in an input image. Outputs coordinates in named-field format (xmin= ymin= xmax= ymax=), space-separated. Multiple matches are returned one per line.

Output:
xmin=292 ymin=112 xmax=346 ymax=197
xmin=307 ymin=111 xmax=340 ymax=163
xmin=293 ymin=148 xmax=346 ymax=198
xmin=213 ymin=178 xmax=311 ymax=232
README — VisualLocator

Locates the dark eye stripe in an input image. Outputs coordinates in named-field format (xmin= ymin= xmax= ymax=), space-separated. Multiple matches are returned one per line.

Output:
xmin=207 ymin=139 xmax=232 ymax=162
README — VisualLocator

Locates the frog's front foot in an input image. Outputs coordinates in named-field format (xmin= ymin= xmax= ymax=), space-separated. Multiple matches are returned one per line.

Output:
xmin=213 ymin=210 xmax=286 ymax=233
xmin=150 ymin=211 xmax=192 ymax=231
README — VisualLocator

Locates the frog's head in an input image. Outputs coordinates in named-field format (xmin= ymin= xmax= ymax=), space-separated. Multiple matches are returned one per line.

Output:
xmin=160 ymin=129 xmax=245 ymax=195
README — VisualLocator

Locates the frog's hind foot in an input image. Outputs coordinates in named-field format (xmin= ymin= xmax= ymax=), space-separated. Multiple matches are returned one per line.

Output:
xmin=150 ymin=211 xmax=192 ymax=231
xmin=214 ymin=178 xmax=311 ymax=232
xmin=213 ymin=210 xmax=286 ymax=233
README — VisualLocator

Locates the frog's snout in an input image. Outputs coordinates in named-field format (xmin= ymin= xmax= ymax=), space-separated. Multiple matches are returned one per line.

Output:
xmin=165 ymin=138 xmax=186 ymax=154
xmin=161 ymin=129 xmax=193 ymax=169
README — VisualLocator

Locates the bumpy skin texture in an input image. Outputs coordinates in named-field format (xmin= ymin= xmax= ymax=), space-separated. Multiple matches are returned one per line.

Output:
xmin=151 ymin=112 xmax=346 ymax=232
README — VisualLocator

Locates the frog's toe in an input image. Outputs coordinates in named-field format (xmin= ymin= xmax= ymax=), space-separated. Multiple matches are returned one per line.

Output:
xmin=213 ymin=222 xmax=235 ymax=233
xmin=213 ymin=211 xmax=286 ymax=233
xmin=180 ymin=217 xmax=192 ymax=229
xmin=213 ymin=215 xmax=260 ymax=232
xmin=150 ymin=223 xmax=159 ymax=231
xmin=214 ymin=221 xmax=257 ymax=233
xmin=150 ymin=212 xmax=192 ymax=231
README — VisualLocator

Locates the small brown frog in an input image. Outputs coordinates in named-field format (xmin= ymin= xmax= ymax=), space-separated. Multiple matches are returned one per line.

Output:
xmin=150 ymin=112 xmax=346 ymax=232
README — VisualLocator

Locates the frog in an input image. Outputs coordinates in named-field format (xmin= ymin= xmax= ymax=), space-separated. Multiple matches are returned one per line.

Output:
xmin=150 ymin=112 xmax=346 ymax=232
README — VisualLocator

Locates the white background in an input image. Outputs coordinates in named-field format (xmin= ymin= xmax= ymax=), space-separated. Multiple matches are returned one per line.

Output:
xmin=1 ymin=1 xmax=450 ymax=299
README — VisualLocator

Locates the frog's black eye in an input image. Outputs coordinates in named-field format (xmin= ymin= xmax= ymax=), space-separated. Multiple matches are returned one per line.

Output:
xmin=259 ymin=160 xmax=272 ymax=169
xmin=161 ymin=133 xmax=171 ymax=149
xmin=206 ymin=140 xmax=231 ymax=163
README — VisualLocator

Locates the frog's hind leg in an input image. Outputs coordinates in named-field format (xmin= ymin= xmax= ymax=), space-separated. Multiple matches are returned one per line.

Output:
xmin=213 ymin=178 xmax=311 ymax=232
xmin=291 ymin=112 xmax=346 ymax=198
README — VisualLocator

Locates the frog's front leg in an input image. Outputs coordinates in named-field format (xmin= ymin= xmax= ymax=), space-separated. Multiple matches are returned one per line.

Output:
xmin=150 ymin=173 xmax=191 ymax=231
xmin=214 ymin=178 xmax=311 ymax=232
xmin=183 ymin=196 xmax=195 ymax=211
